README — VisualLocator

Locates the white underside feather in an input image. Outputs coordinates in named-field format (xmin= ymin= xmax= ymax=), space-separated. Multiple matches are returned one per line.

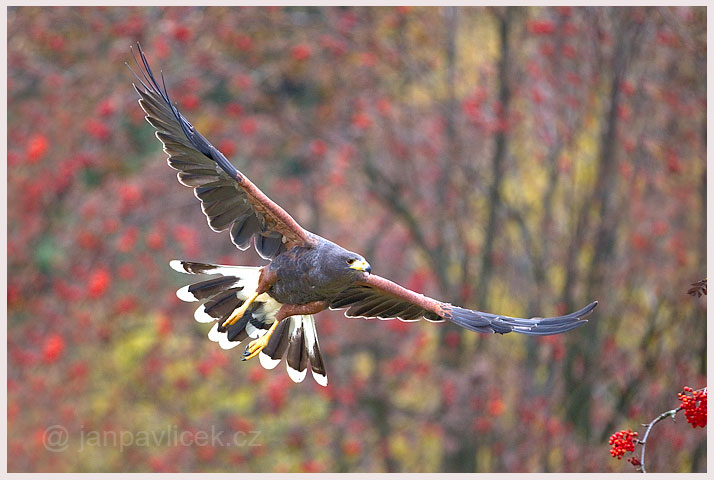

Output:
xmin=286 ymin=317 xmax=307 ymax=383
xmin=259 ymin=351 xmax=281 ymax=370
xmin=301 ymin=315 xmax=328 ymax=386
xmin=172 ymin=260 xmax=332 ymax=385
xmin=193 ymin=304 xmax=215 ymax=323
xmin=207 ymin=322 xmax=241 ymax=349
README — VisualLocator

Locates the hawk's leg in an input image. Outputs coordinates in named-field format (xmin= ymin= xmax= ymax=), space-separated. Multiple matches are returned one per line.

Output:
xmin=242 ymin=300 xmax=328 ymax=361
xmin=222 ymin=291 xmax=259 ymax=328
xmin=242 ymin=317 xmax=281 ymax=361
xmin=222 ymin=267 xmax=277 ymax=329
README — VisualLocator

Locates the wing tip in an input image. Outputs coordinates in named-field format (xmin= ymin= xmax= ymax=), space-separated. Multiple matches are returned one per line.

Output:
xmin=447 ymin=299 xmax=598 ymax=336
xmin=584 ymin=300 xmax=598 ymax=316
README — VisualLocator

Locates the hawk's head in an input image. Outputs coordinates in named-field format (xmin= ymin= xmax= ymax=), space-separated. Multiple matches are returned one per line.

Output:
xmin=319 ymin=241 xmax=371 ymax=283
xmin=344 ymin=254 xmax=371 ymax=274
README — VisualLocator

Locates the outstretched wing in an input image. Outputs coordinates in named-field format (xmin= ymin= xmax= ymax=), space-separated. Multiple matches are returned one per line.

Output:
xmin=129 ymin=44 xmax=316 ymax=259
xmin=331 ymin=274 xmax=597 ymax=336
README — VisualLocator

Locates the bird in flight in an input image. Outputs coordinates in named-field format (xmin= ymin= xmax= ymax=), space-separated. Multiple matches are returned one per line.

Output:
xmin=129 ymin=44 xmax=597 ymax=386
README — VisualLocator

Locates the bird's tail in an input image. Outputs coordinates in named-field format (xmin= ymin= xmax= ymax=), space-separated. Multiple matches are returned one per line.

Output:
xmin=259 ymin=314 xmax=327 ymax=386
xmin=170 ymin=260 xmax=327 ymax=385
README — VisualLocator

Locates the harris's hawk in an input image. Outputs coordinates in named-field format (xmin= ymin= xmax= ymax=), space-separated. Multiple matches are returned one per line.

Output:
xmin=129 ymin=45 xmax=597 ymax=386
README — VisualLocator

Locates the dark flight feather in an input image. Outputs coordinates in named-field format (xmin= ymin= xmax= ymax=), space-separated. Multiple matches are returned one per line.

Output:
xmin=330 ymin=274 xmax=597 ymax=336
xmin=184 ymin=276 xmax=242 ymax=301
xmin=130 ymin=43 xmax=315 ymax=259
xmin=262 ymin=318 xmax=291 ymax=361
xmin=286 ymin=320 xmax=308 ymax=382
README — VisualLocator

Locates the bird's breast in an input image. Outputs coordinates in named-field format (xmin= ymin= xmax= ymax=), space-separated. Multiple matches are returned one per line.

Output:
xmin=267 ymin=247 xmax=348 ymax=305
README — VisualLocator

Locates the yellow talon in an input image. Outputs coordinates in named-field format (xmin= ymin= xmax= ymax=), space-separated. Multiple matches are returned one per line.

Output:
xmin=222 ymin=292 xmax=260 ymax=328
xmin=242 ymin=336 xmax=269 ymax=361
xmin=242 ymin=319 xmax=281 ymax=361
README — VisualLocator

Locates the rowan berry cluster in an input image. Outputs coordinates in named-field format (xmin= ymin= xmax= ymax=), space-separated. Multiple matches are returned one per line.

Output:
xmin=678 ymin=386 xmax=707 ymax=428
xmin=609 ymin=429 xmax=638 ymax=459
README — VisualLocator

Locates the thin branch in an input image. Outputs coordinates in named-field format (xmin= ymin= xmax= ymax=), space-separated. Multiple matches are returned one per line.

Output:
xmin=637 ymin=407 xmax=682 ymax=473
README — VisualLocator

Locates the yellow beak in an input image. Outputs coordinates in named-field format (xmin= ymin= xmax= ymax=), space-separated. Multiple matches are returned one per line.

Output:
xmin=349 ymin=259 xmax=372 ymax=274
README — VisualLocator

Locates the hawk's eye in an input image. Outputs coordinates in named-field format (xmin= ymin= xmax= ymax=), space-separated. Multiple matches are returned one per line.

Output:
xmin=346 ymin=258 xmax=355 ymax=265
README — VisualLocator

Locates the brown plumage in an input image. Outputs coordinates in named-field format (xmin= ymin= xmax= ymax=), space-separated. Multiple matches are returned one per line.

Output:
xmin=130 ymin=44 xmax=597 ymax=386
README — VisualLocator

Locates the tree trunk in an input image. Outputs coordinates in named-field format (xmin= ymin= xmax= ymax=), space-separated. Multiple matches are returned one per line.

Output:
xmin=475 ymin=8 xmax=512 ymax=310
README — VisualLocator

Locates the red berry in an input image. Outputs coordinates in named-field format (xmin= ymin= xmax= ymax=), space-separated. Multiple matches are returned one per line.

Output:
xmin=678 ymin=386 xmax=707 ymax=428
xmin=609 ymin=429 xmax=638 ymax=459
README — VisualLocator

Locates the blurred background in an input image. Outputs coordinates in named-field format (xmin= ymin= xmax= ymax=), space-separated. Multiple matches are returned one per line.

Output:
xmin=7 ymin=6 xmax=706 ymax=473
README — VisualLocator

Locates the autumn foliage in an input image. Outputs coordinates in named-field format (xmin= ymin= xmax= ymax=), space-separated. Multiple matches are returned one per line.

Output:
xmin=7 ymin=6 xmax=705 ymax=473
